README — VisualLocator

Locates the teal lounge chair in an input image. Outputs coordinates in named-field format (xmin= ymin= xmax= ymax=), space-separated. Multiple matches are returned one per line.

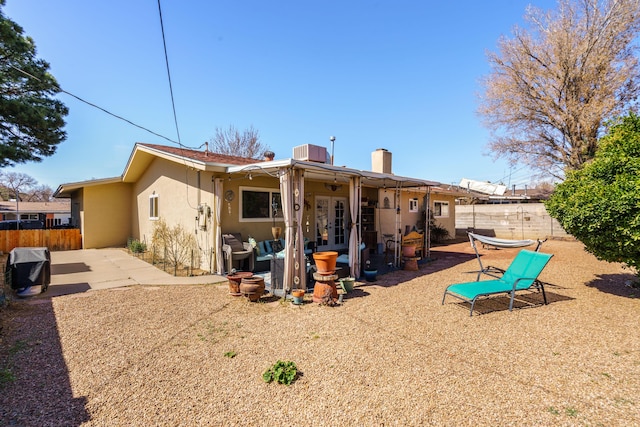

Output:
xmin=442 ymin=249 xmax=553 ymax=316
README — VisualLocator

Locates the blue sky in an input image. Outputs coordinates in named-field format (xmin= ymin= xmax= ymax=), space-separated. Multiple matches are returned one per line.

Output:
xmin=4 ymin=0 xmax=557 ymax=190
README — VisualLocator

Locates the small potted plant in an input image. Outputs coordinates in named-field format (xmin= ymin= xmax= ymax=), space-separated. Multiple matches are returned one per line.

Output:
xmin=291 ymin=289 xmax=305 ymax=305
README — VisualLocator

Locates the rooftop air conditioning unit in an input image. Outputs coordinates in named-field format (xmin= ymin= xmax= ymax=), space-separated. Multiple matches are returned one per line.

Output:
xmin=293 ymin=144 xmax=327 ymax=163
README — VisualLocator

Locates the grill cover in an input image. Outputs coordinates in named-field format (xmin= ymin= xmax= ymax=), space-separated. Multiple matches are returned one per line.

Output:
xmin=6 ymin=247 xmax=51 ymax=291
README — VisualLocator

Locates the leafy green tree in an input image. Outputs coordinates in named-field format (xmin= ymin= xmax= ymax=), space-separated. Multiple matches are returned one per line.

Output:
xmin=0 ymin=0 xmax=68 ymax=167
xmin=545 ymin=113 xmax=640 ymax=277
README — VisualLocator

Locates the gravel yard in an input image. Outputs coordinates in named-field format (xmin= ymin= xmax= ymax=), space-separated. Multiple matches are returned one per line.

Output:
xmin=1 ymin=239 xmax=639 ymax=426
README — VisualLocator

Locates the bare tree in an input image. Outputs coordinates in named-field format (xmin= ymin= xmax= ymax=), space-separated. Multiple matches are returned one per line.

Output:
xmin=0 ymin=171 xmax=36 ymax=201
xmin=0 ymin=171 xmax=54 ymax=201
xmin=25 ymin=184 xmax=54 ymax=202
xmin=478 ymin=0 xmax=640 ymax=179
xmin=209 ymin=125 xmax=269 ymax=159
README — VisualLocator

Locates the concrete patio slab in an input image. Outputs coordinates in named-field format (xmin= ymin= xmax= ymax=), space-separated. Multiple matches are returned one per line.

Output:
xmin=45 ymin=248 xmax=226 ymax=297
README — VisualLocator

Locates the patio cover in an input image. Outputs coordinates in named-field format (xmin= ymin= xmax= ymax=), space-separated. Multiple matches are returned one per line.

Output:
xmin=226 ymin=158 xmax=439 ymax=288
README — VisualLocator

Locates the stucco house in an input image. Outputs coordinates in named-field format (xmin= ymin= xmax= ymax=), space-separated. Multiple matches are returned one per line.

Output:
xmin=54 ymin=143 xmax=459 ymax=289
xmin=0 ymin=200 xmax=71 ymax=228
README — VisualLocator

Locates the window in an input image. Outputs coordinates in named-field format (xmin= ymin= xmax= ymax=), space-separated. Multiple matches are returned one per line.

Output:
xmin=433 ymin=201 xmax=449 ymax=218
xmin=409 ymin=198 xmax=419 ymax=213
xmin=149 ymin=193 xmax=159 ymax=219
xmin=240 ymin=187 xmax=281 ymax=221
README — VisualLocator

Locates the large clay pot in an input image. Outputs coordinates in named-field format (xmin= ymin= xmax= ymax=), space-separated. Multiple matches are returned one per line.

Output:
xmin=313 ymin=251 xmax=339 ymax=274
xmin=240 ymin=276 xmax=265 ymax=302
xmin=228 ymin=271 xmax=254 ymax=296
xmin=312 ymin=281 xmax=338 ymax=303
xmin=402 ymin=245 xmax=416 ymax=257
xmin=404 ymin=258 xmax=419 ymax=271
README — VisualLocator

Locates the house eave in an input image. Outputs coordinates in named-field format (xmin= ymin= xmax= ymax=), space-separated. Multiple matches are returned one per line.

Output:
xmin=53 ymin=176 xmax=123 ymax=198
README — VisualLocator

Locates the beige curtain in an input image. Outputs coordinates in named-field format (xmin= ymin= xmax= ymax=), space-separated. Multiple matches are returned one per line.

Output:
xmin=280 ymin=168 xmax=295 ymax=291
xmin=293 ymin=169 xmax=306 ymax=289
xmin=349 ymin=176 xmax=362 ymax=278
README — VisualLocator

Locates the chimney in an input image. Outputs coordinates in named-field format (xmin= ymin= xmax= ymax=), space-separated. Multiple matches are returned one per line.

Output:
xmin=263 ymin=151 xmax=275 ymax=161
xmin=372 ymin=148 xmax=392 ymax=174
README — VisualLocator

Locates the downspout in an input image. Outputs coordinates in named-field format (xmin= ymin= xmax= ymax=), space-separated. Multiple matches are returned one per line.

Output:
xmin=197 ymin=171 xmax=201 ymax=207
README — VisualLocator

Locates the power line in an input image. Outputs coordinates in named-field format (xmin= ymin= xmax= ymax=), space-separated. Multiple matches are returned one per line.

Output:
xmin=157 ymin=0 xmax=182 ymax=145
xmin=10 ymin=65 xmax=180 ymax=145
xmin=492 ymin=164 xmax=531 ymax=185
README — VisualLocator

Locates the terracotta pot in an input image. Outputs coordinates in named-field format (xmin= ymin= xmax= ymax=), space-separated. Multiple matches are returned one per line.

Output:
xmin=404 ymin=258 xmax=419 ymax=271
xmin=313 ymin=251 xmax=338 ymax=274
xmin=312 ymin=280 xmax=338 ymax=303
xmin=227 ymin=272 xmax=254 ymax=296
xmin=240 ymin=276 xmax=265 ymax=302
xmin=291 ymin=289 xmax=305 ymax=305
xmin=402 ymin=245 xmax=416 ymax=257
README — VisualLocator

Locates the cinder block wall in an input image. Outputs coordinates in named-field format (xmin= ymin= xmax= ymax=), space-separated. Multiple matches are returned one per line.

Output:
xmin=455 ymin=203 xmax=571 ymax=240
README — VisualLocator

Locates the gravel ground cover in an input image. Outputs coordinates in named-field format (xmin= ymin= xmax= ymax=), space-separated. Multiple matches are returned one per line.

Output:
xmin=1 ymin=239 xmax=639 ymax=426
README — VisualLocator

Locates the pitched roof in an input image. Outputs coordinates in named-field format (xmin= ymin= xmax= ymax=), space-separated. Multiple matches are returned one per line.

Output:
xmin=137 ymin=143 xmax=257 ymax=166
xmin=0 ymin=200 xmax=70 ymax=213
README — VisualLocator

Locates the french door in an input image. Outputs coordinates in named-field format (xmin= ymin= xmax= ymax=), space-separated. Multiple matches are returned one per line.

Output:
xmin=315 ymin=196 xmax=348 ymax=252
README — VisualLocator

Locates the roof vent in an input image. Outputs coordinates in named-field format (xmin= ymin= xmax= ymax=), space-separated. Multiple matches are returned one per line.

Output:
xmin=293 ymin=144 xmax=327 ymax=163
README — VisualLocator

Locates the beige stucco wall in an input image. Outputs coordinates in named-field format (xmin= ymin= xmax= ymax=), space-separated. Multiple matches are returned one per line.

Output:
xmin=219 ymin=175 xmax=284 ymax=242
xmin=131 ymin=158 xmax=218 ymax=270
xmin=217 ymin=176 xmax=352 ymax=245
xmin=81 ymin=183 xmax=132 ymax=248
xmin=430 ymin=193 xmax=457 ymax=239
xmin=373 ymin=189 xmax=457 ymax=247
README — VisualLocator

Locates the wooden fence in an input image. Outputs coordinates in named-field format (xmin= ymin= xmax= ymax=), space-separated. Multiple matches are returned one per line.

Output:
xmin=0 ymin=229 xmax=82 ymax=253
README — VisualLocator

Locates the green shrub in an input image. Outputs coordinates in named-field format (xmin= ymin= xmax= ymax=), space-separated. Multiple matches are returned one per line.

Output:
xmin=430 ymin=224 xmax=450 ymax=243
xmin=128 ymin=239 xmax=147 ymax=254
xmin=546 ymin=113 xmax=640 ymax=277
xmin=262 ymin=360 xmax=298 ymax=385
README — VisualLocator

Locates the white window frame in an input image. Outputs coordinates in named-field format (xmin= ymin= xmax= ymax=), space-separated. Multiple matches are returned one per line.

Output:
xmin=149 ymin=193 xmax=159 ymax=220
xmin=409 ymin=198 xmax=419 ymax=213
xmin=239 ymin=186 xmax=282 ymax=223
xmin=19 ymin=213 xmax=39 ymax=220
xmin=433 ymin=200 xmax=449 ymax=218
